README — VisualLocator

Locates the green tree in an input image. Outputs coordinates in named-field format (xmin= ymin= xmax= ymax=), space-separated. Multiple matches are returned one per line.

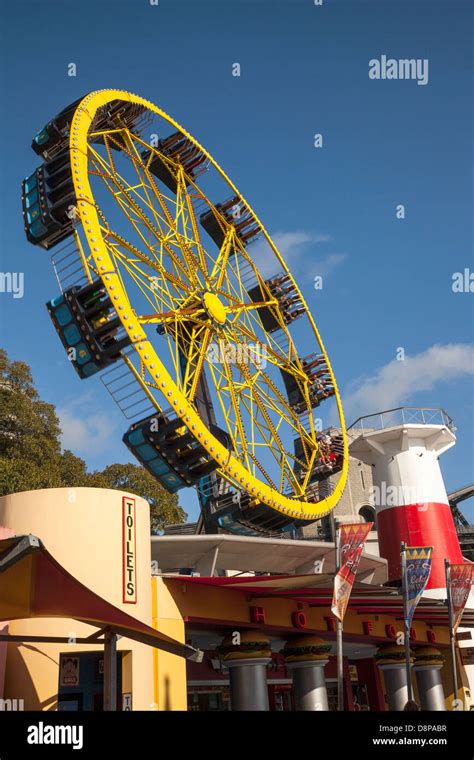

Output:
xmin=0 ymin=348 xmax=65 ymax=491
xmin=0 ymin=349 xmax=187 ymax=530
xmin=88 ymin=464 xmax=186 ymax=532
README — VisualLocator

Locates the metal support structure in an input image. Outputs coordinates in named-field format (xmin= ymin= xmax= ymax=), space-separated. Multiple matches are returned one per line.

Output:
xmin=55 ymin=87 xmax=349 ymax=532
xmin=103 ymin=630 xmax=118 ymax=712
xmin=0 ymin=633 xmax=106 ymax=644
xmin=191 ymin=364 xmax=219 ymax=534
xmin=1 ymin=628 xmax=120 ymax=711
xmin=335 ymin=523 xmax=344 ymax=711
xmin=445 ymin=559 xmax=460 ymax=709
xmin=0 ymin=534 xmax=40 ymax=571
xmin=400 ymin=541 xmax=413 ymax=702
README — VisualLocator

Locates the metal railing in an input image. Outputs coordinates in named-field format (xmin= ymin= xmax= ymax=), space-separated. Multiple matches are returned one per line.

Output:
xmin=348 ymin=407 xmax=455 ymax=434
xmin=50 ymin=239 xmax=88 ymax=293
xmin=100 ymin=350 xmax=156 ymax=420
xmin=457 ymin=525 xmax=474 ymax=535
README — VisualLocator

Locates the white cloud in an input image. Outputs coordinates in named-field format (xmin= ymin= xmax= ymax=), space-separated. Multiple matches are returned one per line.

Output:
xmin=57 ymin=394 xmax=118 ymax=456
xmin=342 ymin=343 xmax=474 ymax=424
xmin=269 ymin=230 xmax=332 ymax=262
xmin=313 ymin=252 xmax=348 ymax=278
xmin=251 ymin=229 xmax=346 ymax=279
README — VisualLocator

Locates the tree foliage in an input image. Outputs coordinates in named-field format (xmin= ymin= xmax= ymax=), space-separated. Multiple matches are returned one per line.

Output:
xmin=0 ymin=349 xmax=186 ymax=531
xmin=87 ymin=464 xmax=186 ymax=532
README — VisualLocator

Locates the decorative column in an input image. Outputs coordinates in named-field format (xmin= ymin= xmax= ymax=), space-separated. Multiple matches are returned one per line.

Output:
xmin=414 ymin=647 xmax=446 ymax=711
xmin=219 ymin=631 xmax=271 ymax=711
xmin=282 ymin=635 xmax=331 ymax=711
xmin=376 ymin=645 xmax=414 ymax=711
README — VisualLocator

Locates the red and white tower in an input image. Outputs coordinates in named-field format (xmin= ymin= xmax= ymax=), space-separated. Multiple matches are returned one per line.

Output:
xmin=349 ymin=408 xmax=463 ymax=592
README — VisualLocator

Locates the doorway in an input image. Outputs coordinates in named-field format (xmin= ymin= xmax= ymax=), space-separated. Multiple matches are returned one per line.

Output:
xmin=57 ymin=650 xmax=123 ymax=711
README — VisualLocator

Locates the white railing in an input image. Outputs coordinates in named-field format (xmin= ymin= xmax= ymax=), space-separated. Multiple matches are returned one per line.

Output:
xmin=348 ymin=407 xmax=455 ymax=434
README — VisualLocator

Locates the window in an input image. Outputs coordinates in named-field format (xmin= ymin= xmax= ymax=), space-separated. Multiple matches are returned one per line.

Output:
xmin=359 ymin=505 xmax=376 ymax=525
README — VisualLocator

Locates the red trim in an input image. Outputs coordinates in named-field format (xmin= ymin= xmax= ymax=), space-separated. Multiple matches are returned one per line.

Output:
xmin=176 ymin=584 xmax=472 ymax=625
xmin=378 ymin=502 xmax=463 ymax=588
xmin=122 ymin=496 xmax=137 ymax=605
xmin=182 ymin=616 xmax=451 ymax=646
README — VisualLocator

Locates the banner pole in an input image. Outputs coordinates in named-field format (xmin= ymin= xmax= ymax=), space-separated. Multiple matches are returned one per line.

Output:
xmin=336 ymin=523 xmax=344 ymax=711
xmin=400 ymin=541 xmax=413 ymax=702
xmin=445 ymin=559 xmax=459 ymax=709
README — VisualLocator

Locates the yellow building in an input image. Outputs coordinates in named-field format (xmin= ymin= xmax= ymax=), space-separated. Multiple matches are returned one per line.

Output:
xmin=0 ymin=488 xmax=472 ymax=712
xmin=0 ymin=487 xmax=187 ymax=711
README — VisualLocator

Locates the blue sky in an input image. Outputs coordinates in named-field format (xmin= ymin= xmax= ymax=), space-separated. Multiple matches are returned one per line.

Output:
xmin=0 ymin=0 xmax=472 ymax=522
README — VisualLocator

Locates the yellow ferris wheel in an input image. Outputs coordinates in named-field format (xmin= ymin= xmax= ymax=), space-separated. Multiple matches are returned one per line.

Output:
xmin=22 ymin=89 xmax=348 ymax=535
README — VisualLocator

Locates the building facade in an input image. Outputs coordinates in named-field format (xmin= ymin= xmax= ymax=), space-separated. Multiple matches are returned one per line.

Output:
xmin=1 ymin=487 xmax=472 ymax=712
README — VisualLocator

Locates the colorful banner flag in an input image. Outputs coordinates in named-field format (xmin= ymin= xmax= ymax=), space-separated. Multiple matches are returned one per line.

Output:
xmin=331 ymin=522 xmax=373 ymax=622
xmin=405 ymin=546 xmax=433 ymax=628
xmin=450 ymin=563 xmax=474 ymax=632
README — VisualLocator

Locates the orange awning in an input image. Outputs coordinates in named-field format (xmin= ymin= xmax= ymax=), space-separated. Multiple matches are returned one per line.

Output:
xmin=0 ymin=535 xmax=200 ymax=660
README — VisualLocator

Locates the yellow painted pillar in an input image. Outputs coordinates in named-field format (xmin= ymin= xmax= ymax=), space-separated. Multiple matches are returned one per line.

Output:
xmin=442 ymin=648 xmax=473 ymax=710
xmin=151 ymin=576 xmax=187 ymax=711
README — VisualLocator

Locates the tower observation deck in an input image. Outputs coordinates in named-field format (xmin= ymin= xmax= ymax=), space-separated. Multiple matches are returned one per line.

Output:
xmin=348 ymin=407 xmax=463 ymax=590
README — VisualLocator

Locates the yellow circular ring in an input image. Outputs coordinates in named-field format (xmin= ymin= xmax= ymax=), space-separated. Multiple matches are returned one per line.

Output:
xmin=70 ymin=89 xmax=348 ymax=521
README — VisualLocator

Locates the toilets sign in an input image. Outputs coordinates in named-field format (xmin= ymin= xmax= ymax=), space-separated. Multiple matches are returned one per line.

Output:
xmin=122 ymin=497 xmax=137 ymax=604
